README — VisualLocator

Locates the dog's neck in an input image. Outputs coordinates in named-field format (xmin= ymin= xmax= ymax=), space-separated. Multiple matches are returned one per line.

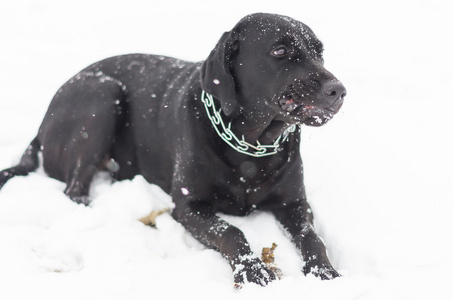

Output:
xmin=200 ymin=91 xmax=296 ymax=158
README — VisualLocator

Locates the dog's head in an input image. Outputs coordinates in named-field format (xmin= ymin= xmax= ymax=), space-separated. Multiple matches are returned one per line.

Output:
xmin=201 ymin=13 xmax=346 ymax=127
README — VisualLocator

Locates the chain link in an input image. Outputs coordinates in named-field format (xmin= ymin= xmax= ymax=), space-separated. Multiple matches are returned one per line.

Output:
xmin=200 ymin=91 xmax=297 ymax=157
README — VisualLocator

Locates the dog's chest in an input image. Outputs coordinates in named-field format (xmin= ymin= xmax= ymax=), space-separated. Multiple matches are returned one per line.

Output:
xmin=212 ymin=183 xmax=272 ymax=216
xmin=209 ymin=158 xmax=286 ymax=215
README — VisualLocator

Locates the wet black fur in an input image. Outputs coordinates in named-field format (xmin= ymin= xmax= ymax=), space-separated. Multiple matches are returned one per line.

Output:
xmin=0 ymin=13 xmax=346 ymax=286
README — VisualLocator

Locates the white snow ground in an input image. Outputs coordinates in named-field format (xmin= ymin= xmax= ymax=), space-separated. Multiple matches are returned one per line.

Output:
xmin=1 ymin=0 xmax=452 ymax=299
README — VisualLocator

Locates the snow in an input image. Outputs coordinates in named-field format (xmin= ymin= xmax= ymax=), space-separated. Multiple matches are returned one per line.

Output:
xmin=1 ymin=0 xmax=452 ymax=299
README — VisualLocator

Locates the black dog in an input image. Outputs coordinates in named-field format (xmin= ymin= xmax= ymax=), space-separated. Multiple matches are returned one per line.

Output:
xmin=0 ymin=13 xmax=346 ymax=286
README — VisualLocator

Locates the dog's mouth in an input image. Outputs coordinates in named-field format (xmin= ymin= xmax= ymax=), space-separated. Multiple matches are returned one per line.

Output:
xmin=276 ymin=93 xmax=342 ymax=126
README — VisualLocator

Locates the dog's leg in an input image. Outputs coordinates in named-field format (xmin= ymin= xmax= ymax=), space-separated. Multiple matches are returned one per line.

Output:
xmin=63 ymin=159 xmax=99 ymax=205
xmin=172 ymin=201 xmax=276 ymax=286
xmin=38 ymin=74 xmax=126 ymax=205
xmin=271 ymin=200 xmax=340 ymax=280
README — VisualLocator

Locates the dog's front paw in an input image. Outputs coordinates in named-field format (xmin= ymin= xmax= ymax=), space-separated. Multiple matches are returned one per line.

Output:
xmin=303 ymin=259 xmax=340 ymax=280
xmin=233 ymin=256 xmax=276 ymax=288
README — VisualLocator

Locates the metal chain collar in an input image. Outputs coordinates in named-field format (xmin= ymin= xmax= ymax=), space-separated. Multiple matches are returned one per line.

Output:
xmin=200 ymin=90 xmax=297 ymax=157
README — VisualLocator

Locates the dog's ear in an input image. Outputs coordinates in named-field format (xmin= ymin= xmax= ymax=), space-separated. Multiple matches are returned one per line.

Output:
xmin=201 ymin=31 xmax=239 ymax=116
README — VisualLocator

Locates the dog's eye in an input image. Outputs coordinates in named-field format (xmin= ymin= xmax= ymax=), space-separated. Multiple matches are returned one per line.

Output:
xmin=271 ymin=46 xmax=288 ymax=57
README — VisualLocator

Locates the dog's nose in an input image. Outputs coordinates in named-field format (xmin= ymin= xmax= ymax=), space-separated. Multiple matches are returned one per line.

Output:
xmin=322 ymin=81 xmax=347 ymax=102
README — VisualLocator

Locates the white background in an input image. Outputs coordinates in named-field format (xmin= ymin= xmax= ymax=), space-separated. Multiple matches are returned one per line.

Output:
xmin=1 ymin=0 xmax=452 ymax=299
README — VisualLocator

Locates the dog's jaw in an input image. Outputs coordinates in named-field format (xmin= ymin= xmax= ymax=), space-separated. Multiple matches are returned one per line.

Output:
xmin=275 ymin=87 xmax=344 ymax=127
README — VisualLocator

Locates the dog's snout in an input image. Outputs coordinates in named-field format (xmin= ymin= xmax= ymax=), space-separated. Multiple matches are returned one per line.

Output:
xmin=323 ymin=81 xmax=347 ymax=100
